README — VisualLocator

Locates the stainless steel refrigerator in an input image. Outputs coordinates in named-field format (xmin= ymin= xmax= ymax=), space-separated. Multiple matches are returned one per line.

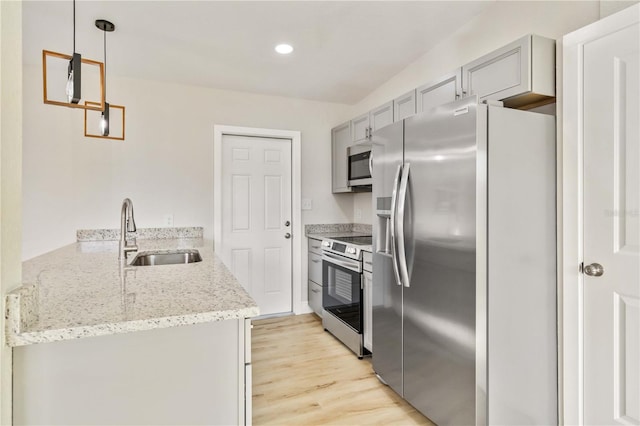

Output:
xmin=371 ymin=97 xmax=557 ymax=425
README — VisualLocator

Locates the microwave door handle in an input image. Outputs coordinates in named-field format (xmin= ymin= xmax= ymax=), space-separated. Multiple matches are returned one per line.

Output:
xmin=368 ymin=153 xmax=373 ymax=177
xmin=390 ymin=164 xmax=403 ymax=287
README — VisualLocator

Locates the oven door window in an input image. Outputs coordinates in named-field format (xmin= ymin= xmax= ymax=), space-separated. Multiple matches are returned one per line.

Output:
xmin=349 ymin=151 xmax=371 ymax=181
xmin=322 ymin=260 xmax=362 ymax=333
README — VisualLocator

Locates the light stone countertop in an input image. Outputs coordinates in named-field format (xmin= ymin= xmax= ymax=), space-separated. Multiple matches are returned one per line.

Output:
xmin=5 ymin=238 xmax=259 ymax=347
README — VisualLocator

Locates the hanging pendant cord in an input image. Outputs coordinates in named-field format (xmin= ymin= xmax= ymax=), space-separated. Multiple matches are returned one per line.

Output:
xmin=72 ymin=0 xmax=76 ymax=53
xmin=104 ymin=29 xmax=107 ymax=98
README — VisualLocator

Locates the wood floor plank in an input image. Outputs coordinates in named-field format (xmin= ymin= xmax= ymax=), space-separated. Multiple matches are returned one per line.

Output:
xmin=252 ymin=314 xmax=434 ymax=425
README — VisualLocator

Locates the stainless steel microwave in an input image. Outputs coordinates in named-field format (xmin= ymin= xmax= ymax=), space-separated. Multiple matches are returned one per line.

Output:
xmin=347 ymin=144 xmax=372 ymax=187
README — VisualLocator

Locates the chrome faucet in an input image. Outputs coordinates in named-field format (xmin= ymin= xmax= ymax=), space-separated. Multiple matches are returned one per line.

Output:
xmin=119 ymin=198 xmax=138 ymax=260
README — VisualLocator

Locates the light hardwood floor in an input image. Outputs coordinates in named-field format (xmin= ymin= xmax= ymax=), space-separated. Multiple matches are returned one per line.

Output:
xmin=252 ymin=314 xmax=434 ymax=425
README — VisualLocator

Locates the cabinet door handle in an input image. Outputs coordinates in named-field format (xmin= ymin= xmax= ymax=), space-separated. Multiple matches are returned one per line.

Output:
xmin=311 ymin=288 xmax=320 ymax=293
xmin=311 ymin=259 xmax=320 ymax=263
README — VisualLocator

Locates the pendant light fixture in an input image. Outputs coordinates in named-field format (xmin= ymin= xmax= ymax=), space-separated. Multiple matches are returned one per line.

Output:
xmin=66 ymin=0 xmax=81 ymax=103
xmin=83 ymin=19 xmax=125 ymax=140
xmin=42 ymin=0 xmax=105 ymax=111
xmin=96 ymin=19 xmax=114 ymax=136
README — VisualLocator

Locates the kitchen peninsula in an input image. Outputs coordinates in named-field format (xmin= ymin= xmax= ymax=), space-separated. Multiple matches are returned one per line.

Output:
xmin=6 ymin=227 xmax=258 ymax=425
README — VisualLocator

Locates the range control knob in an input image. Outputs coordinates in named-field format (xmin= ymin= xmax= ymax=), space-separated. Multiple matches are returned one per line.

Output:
xmin=322 ymin=241 xmax=330 ymax=247
xmin=347 ymin=247 xmax=356 ymax=254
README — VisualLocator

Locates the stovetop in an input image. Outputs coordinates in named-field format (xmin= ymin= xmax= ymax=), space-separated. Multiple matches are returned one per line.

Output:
xmin=331 ymin=235 xmax=372 ymax=246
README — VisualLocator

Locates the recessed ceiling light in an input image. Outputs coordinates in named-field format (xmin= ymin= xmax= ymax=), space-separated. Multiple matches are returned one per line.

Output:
xmin=275 ymin=44 xmax=293 ymax=55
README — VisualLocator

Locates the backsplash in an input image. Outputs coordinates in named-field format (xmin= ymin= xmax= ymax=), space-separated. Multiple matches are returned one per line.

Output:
xmin=304 ymin=223 xmax=372 ymax=235
xmin=77 ymin=227 xmax=204 ymax=242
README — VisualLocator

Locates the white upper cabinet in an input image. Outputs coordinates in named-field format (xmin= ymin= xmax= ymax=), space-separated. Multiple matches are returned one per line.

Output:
xmin=461 ymin=34 xmax=555 ymax=107
xmin=351 ymin=113 xmax=370 ymax=143
xmin=331 ymin=121 xmax=353 ymax=193
xmin=369 ymin=101 xmax=394 ymax=133
xmin=416 ymin=69 xmax=462 ymax=114
xmin=394 ymin=90 xmax=417 ymax=121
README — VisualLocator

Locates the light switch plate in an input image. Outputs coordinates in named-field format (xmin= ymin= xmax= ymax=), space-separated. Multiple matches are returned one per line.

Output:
xmin=355 ymin=208 xmax=362 ymax=220
xmin=302 ymin=198 xmax=312 ymax=210
xmin=163 ymin=214 xmax=174 ymax=227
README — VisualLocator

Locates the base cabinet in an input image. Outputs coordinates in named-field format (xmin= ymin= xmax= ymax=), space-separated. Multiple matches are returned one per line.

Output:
xmin=309 ymin=281 xmax=323 ymax=316
xmin=14 ymin=319 xmax=251 ymax=425
xmin=308 ymin=237 xmax=324 ymax=317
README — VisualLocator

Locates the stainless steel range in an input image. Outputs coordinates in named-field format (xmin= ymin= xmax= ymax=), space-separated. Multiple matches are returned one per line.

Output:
xmin=321 ymin=235 xmax=372 ymax=358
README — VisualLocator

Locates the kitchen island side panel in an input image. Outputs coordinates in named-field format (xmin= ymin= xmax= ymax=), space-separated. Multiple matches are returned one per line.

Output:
xmin=14 ymin=319 xmax=244 ymax=425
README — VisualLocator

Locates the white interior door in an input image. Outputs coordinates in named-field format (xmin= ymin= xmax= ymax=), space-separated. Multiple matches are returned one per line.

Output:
xmin=583 ymin=17 xmax=639 ymax=425
xmin=221 ymin=134 xmax=292 ymax=316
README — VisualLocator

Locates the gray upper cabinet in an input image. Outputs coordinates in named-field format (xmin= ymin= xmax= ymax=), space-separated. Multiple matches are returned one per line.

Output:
xmin=416 ymin=69 xmax=462 ymax=114
xmin=369 ymin=101 xmax=394 ymax=133
xmin=461 ymin=34 xmax=555 ymax=107
xmin=352 ymin=102 xmax=394 ymax=143
xmin=393 ymin=90 xmax=416 ymax=121
xmin=331 ymin=121 xmax=353 ymax=193
xmin=351 ymin=113 xmax=370 ymax=143
xmin=332 ymin=34 xmax=555 ymax=195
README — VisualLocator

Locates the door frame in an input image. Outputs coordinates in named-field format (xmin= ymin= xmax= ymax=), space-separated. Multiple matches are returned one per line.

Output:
xmin=213 ymin=125 xmax=302 ymax=315
xmin=559 ymin=4 xmax=639 ymax=424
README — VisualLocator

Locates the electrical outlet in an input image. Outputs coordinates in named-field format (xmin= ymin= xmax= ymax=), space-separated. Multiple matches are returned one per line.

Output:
xmin=163 ymin=214 xmax=174 ymax=227
xmin=355 ymin=208 xmax=362 ymax=220
xmin=302 ymin=198 xmax=313 ymax=210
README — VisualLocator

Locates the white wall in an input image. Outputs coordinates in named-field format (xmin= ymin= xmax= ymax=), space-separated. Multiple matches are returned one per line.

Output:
xmin=22 ymin=66 xmax=353 ymax=260
xmin=1 ymin=0 xmax=23 ymax=421
xmin=347 ymin=0 xmax=602 ymax=222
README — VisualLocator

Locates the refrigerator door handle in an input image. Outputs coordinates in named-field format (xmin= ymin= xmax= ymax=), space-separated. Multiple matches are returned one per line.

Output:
xmin=390 ymin=164 xmax=403 ymax=287
xmin=397 ymin=162 xmax=410 ymax=287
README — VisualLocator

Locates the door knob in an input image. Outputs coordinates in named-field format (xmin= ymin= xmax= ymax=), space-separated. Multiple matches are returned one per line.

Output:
xmin=285 ymin=233 xmax=291 ymax=239
xmin=284 ymin=221 xmax=290 ymax=227
xmin=584 ymin=263 xmax=604 ymax=277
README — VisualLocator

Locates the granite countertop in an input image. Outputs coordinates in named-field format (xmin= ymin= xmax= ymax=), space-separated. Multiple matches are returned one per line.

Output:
xmin=5 ymin=236 xmax=259 ymax=347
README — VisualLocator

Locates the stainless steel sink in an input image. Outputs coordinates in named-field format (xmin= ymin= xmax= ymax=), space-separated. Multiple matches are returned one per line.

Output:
xmin=130 ymin=249 xmax=202 ymax=266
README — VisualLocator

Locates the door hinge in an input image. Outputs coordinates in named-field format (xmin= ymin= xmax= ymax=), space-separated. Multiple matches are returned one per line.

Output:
xmin=579 ymin=262 xmax=584 ymax=273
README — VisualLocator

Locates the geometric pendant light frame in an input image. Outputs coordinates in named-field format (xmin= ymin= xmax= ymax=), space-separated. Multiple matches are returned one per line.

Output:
xmin=83 ymin=18 xmax=126 ymax=140
xmin=84 ymin=101 xmax=126 ymax=140
xmin=42 ymin=50 xmax=105 ymax=111
xmin=42 ymin=0 xmax=105 ymax=111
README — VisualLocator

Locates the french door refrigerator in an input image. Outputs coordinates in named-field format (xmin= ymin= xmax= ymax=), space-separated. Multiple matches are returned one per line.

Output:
xmin=371 ymin=97 xmax=557 ymax=425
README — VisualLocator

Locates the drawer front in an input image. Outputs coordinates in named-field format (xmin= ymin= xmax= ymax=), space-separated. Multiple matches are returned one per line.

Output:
xmin=308 ymin=238 xmax=323 ymax=255
xmin=309 ymin=252 xmax=322 ymax=284
xmin=363 ymin=251 xmax=373 ymax=273
xmin=308 ymin=281 xmax=323 ymax=316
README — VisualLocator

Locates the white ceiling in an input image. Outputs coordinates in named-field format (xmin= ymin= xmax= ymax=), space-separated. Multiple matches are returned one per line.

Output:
xmin=23 ymin=1 xmax=493 ymax=104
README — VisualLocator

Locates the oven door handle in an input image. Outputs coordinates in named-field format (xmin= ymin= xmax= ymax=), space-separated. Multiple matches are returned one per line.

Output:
xmin=322 ymin=253 xmax=362 ymax=273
